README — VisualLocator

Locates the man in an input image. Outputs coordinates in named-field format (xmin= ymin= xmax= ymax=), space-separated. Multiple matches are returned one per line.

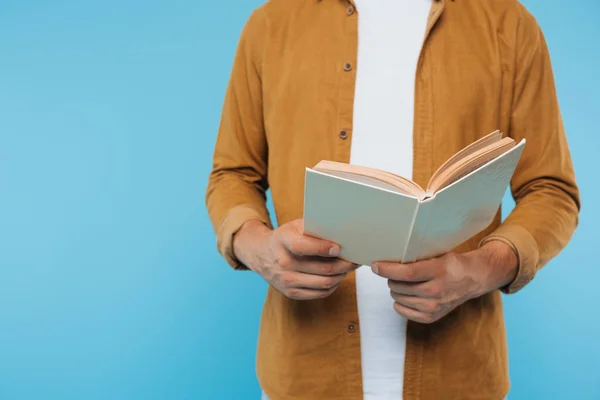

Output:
xmin=206 ymin=0 xmax=580 ymax=398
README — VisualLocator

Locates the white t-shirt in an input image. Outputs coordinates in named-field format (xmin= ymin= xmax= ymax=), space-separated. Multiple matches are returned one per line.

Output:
xmin=261 ymin=2 xmax=432 ymax=399
xmin=351 ymin=0 xmax=432 ymax=399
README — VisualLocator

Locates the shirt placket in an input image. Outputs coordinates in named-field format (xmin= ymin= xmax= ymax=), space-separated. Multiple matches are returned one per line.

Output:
xmin=405 ymin=1 xmax=446 ymax=400
xmin=334 ymin=0 xmax=358 ymax=164
xmin=333 ymin=1 xmax=363 ymax=399
xmin=331 ymin=0 xmax=445 ymax=398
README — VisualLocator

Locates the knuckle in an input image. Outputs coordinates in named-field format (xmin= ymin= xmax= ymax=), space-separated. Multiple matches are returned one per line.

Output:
xmin=335 ymin=263 xmax=349 ymax=274
xmin=437 ymin=266 xmax=448 ymax=278
xmin=424 ymin=301 xmax=439 ymax=314
xmin=319 ymin=243 xmax=330 ymax=255
xmin=387 ymin=279 xmax=396 ymax=290
xmin=441 ymin=253 xmax=457 ymax=269
xmin=393 ymin=302 xmax=405 ymax=317
xmin=421 ymin=313 xmax=437 ymax=324
xmin=286 ymin=288 xmax=301 ymax=299
xmin=403 ymin=268 xmax=416 ymax=281
xmin=286 ymin=239 xmax=300 ymax=254
xmin=426 ymin=284 xmax=443 ymax=298
xmin=321 ymin=263 xmax=335 ymax=275
xmin=278 ymin=254 xmax=292 ymax=269
xmin=280 ymin=273 xmax=295 ymax=288
xmin=272 ymin=229 xmax=286 ymax=245
xmin=321 ymin=277 xmax=339 ymax=290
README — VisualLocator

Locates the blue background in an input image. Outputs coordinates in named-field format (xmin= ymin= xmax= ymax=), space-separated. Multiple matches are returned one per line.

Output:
xmin=0 ymin=0 xmax=598 ymax=399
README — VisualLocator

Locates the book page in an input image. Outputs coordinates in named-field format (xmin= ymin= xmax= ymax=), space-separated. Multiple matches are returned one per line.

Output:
xmin=427 ymin=137 xmax=515 ymax=193
xmin=313 ymin=160 xmax=424 ymax=196
xmin=311 ymin=169 xmax=412 ymax=195
xmin=428 ymin=130 xmax=502 ymax=185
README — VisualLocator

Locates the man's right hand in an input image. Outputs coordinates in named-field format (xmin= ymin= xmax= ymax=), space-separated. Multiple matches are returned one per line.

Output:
xmin=233 ymin=219 xmax=359 ymax=300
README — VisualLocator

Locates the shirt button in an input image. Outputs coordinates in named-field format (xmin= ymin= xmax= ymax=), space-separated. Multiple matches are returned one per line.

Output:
xmin=347 ymin=6 xmax=355 ymax=15
xmin=343 ymin=62 xmax=353 ymax=71
xmin=347 ymin=323 xmax=356 ymax=333
xmin=339 ymin=130 xmax=348 ymax=139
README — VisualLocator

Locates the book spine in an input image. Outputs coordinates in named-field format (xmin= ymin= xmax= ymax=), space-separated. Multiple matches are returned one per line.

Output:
xmin=301 ymin=168 xmax=311 ymax=234
xmin=401 ymin=199 xmax=435 ymax=263
xmin=401 ymin=202 xmax=421 ymax=263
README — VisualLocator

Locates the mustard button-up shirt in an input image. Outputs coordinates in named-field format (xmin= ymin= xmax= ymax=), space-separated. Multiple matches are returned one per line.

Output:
xmin=206 ymin=0 xmax=581 ymax=398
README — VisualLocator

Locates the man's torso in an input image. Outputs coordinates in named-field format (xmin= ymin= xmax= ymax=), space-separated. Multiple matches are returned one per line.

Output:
xmin=248 ymin=0 xmax=532 ymax=398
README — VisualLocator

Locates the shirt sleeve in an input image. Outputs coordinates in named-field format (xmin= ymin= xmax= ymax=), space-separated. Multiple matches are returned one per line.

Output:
xmin=205 ymin=7 xmax=272 ymax=270
xmin=479 ymin=8 xmax=581 ymax=294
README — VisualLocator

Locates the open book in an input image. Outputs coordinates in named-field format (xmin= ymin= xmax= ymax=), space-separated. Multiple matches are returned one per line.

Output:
xmin=302 ymin=131 xmax=525 ymax=266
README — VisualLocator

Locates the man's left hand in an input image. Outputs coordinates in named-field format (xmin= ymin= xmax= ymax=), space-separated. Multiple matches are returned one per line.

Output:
xmin=371 ymin=241 xmax=519 ymax=324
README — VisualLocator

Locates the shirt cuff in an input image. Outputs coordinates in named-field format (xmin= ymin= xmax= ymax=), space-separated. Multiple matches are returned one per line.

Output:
xmin=479 ymin=224 xmax=540 ymax=294
xmin=216 ymin=204 xmax=272 ymax=270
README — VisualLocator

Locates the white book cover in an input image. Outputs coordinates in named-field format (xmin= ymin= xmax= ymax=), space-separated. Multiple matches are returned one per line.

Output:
xmin=302 ymin=140 xmax=525 ymax=266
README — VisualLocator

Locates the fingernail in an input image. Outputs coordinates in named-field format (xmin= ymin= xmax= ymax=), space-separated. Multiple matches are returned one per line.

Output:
xmin=371 ymin=264 xmax=379 ymax=274
xmin=329 ymin=246 xmax=340 ymax=257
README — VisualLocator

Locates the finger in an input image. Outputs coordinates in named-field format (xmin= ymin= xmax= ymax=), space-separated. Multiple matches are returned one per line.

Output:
xmin=371 ymin=258 xmax=439 ymax=282
xmin=295 ymin=257 xmax=359 ymax=276
xmin=388 ymin=279 xmax=443 ymax=298
xmin=390 ymin=292 xmax=439 ymax=314
xmin=281 ymin=271 xmax=346 ymax=290
xmin=283 ymin=233 xmax=340 ymax=258
xmin=281 ymin=286 xmax=340 ymax=301
xmin=393 ymin=301 xmax=437 ymax=324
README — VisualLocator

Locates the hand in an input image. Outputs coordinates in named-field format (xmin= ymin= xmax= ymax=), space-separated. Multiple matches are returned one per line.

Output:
xmin=371 ymin=241 xmax=518 ymax=324
xmin=233 ymin=219 xmax=359 ymax=300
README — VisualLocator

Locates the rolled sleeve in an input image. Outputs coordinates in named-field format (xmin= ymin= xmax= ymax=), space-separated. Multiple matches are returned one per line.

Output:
xmin=205 ymin=7 xmax=272 ymax=270
xmin=217 ymin=204 xmax=272 ymax=270
xmin=478 ymin=6 xmax=580 ymax=294
xmin=480 ymin=225 xmax=539 ymax=294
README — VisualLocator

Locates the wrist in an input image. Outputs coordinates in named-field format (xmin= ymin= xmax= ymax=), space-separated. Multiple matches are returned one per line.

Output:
xmin=233 ymin=219 xmax=272 ymax=271
xmin=471 ymin=240 xmax=519 ymax=294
